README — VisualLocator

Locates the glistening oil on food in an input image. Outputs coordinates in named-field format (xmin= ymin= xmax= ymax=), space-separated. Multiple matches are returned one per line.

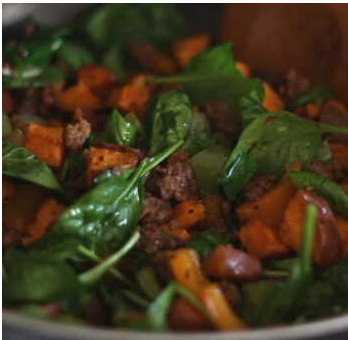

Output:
xmin=2 ymin=3 xmax=348 ymax=332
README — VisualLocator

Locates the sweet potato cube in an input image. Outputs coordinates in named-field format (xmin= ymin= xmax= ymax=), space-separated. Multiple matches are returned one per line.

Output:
xmin=263 ymin=83 xmax=284 ymax=112
xmin=240 ymin=219 xmax=289 ymax=260
xmin=25 ymin=123 xmax=64 ymax=167
xmin=23 ymin=198 xmax=65 ymax=244
xmin=86 ymin=144 xmax=140 ymax=184
xmin=172 ymin=34 xmax=211 ymax=68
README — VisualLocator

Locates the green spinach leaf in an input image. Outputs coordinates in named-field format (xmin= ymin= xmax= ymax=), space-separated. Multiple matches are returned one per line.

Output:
xmin=190 ymin=144 xmax=230 ymax=195
xmin=146 ymin=90 xmax=192 ymax=155
xmin=2 ymin=113 xmax=12 ymax=136
xmin=219 ymin=113 xmax=338 ymax=200
xmin=182 ymin=110 xmax=212 ymax=156
xmin=2 ymin=140 xmax=63 ymax=192
xmin=57 ymin=41 xmax=94 ymax=69
xmin=149 ymin=43 xmax=264 ymax=112
xmin=3 ymin=249 xmax=78 ymax=303
xmin=52 ymin=141 xmax=183 ymax=255
xmin=83 ymin=4 xmax=185 ymax=50
xmin=106 ymin=109 xmax=137 ymax=147
xmin=290 ymin=171 xmax=348 ymax=218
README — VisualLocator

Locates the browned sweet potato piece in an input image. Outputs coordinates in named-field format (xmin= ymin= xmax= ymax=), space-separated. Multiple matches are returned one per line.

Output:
xmin=77 ymin=65 xmax=115 ymax=92
xmin=25 ymin=123 xmax=65 ymax=167
xmin=23 ymin=198 xmax=65 ymax=244
xmin=172 ymin=200 xmax=206 ymax=229
xmin=172 ymin=34 xmax=210 ymax=69
xmin=54 ymin=82 xmax=101 ymax=113
xmin=240 ymin=219 xmax=289 ymax=259
xmin=203 ymin=245 xmax=262 ymax=283
xmin=263 ymin=83 xmax=285 ymax=112
xmin=86 ymin=143 xmax=141 ymax=184
xmin=280 ymin=190 xmax=343 ymax=266
xmin=107 ymin=75 xmax=150 ymax=118
xmin=236 ymin=175 xmax=295 ymax=230
xmin=169 ymin=297 xmax=212 ymax=331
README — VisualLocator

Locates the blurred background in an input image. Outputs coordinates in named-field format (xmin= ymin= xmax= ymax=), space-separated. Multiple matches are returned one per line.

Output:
xmin=2 ymin=3 xmax=348 ymax=101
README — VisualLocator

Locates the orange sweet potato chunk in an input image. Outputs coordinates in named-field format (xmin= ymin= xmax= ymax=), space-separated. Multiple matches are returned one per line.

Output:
xmin=23 ymin=198 xmax=65 ymax=244
xmin=240 ymin=219 xmax=289 ymax=260
xmin=172 ymin=34 xmax=211 ymax=68
xmin=236 ymin=175 xmax=295 ymax=230
xmin=263 ymin=83 xmax=284 ymax=112
xmin=25 ymin=123 xmax=65 ymax=167
xmin=280 ymin=190 xmax=342 ymax=266
xmin=86 ymin=144 xmax=140 ymax=184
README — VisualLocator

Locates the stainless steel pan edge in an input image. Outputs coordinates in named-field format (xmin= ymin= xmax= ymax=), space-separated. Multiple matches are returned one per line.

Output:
xmin=3 ymin=311 xmax=348 ymax=340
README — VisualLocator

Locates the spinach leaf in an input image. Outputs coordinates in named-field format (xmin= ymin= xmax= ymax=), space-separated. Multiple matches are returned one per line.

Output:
xmin=101 ymin=46 xmax=128 ymax=82
xmin=129 ymin=282 xmax=203 ymax=331
xmin=190 ymin=144 xmax=230 ymax=195
xmin=149 ymin=43 xmax=264 ymax=112
xmin=219 ymin=113 xmax=329 ymax=200
xmin=3 ymin=249 xmax=78 ymax=303
xmin=52 ymin=141 xmax=183 ymax=255
xmin=3 ymin=66 xmax=65 ymax=89
xmin=295 ymin=258 xmax=348 ymax=320
xmin=57 ymin=41 xmax=94 ymax=69
xmin=241 ymin=204 xmax=317 ymax=326
xmin=83 ymin=4 xmax=185 ymax=50
xmin=288 ymin=85 xmax=333 ymax=111
xmin=188 ymin=230 xmax=230 ymax=258
xmin=146 ymin=91 xmax=192 ymax=155
xmin=2 ymin=140 xmax=63 ymax=192
xmin=106 ymin=109 xmax=137 ymax=147
xmin=3 ymin=37 xmax=63 ymax=67
xmin=136 ymin=266 xmax=162 ymax=300
xmin=2 ymin=113 xmax=12 ymax=136
xmin=3 ymin=36 xmax=65 ymax=89
xmin=290 ymin=171 xmax=348 ymax=218
xmin=61 ymin=150 xmax=86 ymax=182
xmin=182 ymin=111 xmax=212 ymax=156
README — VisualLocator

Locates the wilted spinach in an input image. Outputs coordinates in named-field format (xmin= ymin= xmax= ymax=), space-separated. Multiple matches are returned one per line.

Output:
xmin=57 ymin=41 xmax=94 ymax=70
xmin=83 ymin=4 xmax=185 ymax=50
xmin=3 ymin=249 xmax=78 ymax=303
xmin=220 ymin=112 xmax=348 ymax=200
xmin=146 ymin=91 xmax=192 ymax=155
xmin=190 ymin=144 xmax=230 ymax=195
xmin=149 ymin=43 xmax=264 ymax=112
xmin=295 ymin=258 xmax=348 ymax=320
xmin=182 ymin=111 xmax=212 ymax=156
xmin=3 ymin=36 xmax=65 ymax=89
xmin=52 ymin=141 xmax=183 ymax=255
xmin=290 ymin=171 xmax=348 ymax=218
xmin=2 ymin=113 xmax=11 ymax=136
xmin=106 ymin=109 xmax=137 ymax=147
xmin=2 ymin=140 xmax=63 ymax=192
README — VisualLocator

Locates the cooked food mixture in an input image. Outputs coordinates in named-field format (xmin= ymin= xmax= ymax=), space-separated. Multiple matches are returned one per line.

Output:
xmin=2 ymin=4 xmax=348 ymax=331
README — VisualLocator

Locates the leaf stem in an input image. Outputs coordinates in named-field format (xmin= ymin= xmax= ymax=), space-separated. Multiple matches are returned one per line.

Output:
xmin=319 ymin=123 xmax=348 ymax=135
xmin=79 ymin=231 xmax=140 ymax=286
xmin=299 ymin=204 xmax=318 ymax=278
xmin=78 ymin=245 xmax=131 ymax=285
